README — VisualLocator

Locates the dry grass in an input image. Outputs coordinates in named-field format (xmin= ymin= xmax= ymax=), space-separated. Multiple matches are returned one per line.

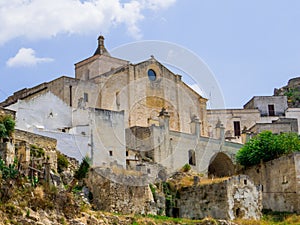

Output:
xmin=33 ymin=186 xmax=44 ymax=200
xmin=169 ymin=170 xmax=230 ymax=189
xmin=134 ymin=214 xmax=218 ymax=225
xmin=111 ymin=166 xmax=142 ymax=176
xmin=234 ymin=214 xmax=300 ymax=225
xmin=199 ymin=177 xmax=230 ymax=185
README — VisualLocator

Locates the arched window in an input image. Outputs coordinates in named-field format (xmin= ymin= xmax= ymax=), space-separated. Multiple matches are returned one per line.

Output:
xmin=188 ymin=150 xmax=196 ymax=166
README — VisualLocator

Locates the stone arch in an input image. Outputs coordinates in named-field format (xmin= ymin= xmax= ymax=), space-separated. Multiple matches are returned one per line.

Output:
xmin=128 ymin=96 xmax=180 ymax=131
xmin=208 ymin=152 xmax=234 ymax=178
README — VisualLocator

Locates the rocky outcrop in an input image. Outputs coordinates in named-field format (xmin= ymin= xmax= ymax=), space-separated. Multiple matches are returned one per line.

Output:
xmin=274 ymin=77 xmax=300 ymax=108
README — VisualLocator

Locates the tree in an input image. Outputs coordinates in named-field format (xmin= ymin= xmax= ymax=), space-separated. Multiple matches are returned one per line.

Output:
xmin=236 ymin=131 xmax=300 ymax=167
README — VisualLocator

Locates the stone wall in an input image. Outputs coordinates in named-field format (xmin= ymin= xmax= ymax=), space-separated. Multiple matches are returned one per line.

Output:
xmin=86 ymin=167 xmax=158 ymax=215
xmin=0 ymin=141 xmax=15 ymax=165
xmin=14 ymin=129 xmax=57 ymax=170
xmin=242 ymin=153 xmax=300 ymax=213
xmin=177 ymin=175 xmax=262 ymax=220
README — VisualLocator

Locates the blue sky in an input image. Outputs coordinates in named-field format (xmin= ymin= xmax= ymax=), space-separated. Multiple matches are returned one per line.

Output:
xmin=1 ymin=0 xmax=300 ymax=108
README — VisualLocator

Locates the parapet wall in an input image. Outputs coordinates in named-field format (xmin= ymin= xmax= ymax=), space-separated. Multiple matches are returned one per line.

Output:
xmin=15 ymin=129 xmax=57 ymax=170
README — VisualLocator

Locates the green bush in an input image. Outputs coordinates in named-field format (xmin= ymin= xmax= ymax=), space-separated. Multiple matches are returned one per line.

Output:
xmin=57 ymin=152 xmax=69 ymax=173
xmin=0 ymin=157 xmax=18 ymax=179
xmin=74 ymin=156 xmax=91 ymax=180
xmin=182 ymin=163 xmax=191 ymax=172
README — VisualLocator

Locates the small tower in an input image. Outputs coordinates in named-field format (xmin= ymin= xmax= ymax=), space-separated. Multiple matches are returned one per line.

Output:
xmin=94 ymin=35 xmax=110 ymax=56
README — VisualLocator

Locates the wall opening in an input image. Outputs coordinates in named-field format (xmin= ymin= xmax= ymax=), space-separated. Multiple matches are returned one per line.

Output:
xmin=188 ymin=150 xmax=196 ymax=166
xmin=69 ymin=85 xmax=72 ymax=107
xmin=208 ymin=152 xmax=234 ymax=178
xmin=233 ymin=121 xmax=241 ymax=136
xmin=235 ymin=208 xmax=241 ymax=218
xmin=84 ymin=93 xmax=89 ymax=102
xmin=172 ymin=208 xmax=180 ymax=218
xmin=268 ymin=104 xmax=275 ymax=116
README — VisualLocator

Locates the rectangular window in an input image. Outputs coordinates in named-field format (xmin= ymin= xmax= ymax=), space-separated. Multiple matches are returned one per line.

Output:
xmin=126 ymin=151 xmax=128 ymax=157
xmin=268 ymin=104 xmax=275 ymax=116
xmin=109 ymin=150 xmax=113 ymax=156
xmin=234 ymin=121 xmax=241 ymax=136
xmin=84 ymin=93 xmax=88 ymax=102
xmin=69 ymin=85 xmax=72 ymax=107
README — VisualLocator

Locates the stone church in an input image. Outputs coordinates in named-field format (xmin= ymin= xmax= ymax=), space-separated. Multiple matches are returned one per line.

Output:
xmin=1 ymin=36 xmax=243 ymax=177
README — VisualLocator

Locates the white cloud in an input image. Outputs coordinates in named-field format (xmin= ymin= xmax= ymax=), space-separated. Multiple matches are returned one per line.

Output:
xmin=145 ymin=0 xmax=176 ymax=10
xmin=0 ymin=0 xmax=176 ymax=44
xmin=6 ymin=48 xmax=54 ymax=67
